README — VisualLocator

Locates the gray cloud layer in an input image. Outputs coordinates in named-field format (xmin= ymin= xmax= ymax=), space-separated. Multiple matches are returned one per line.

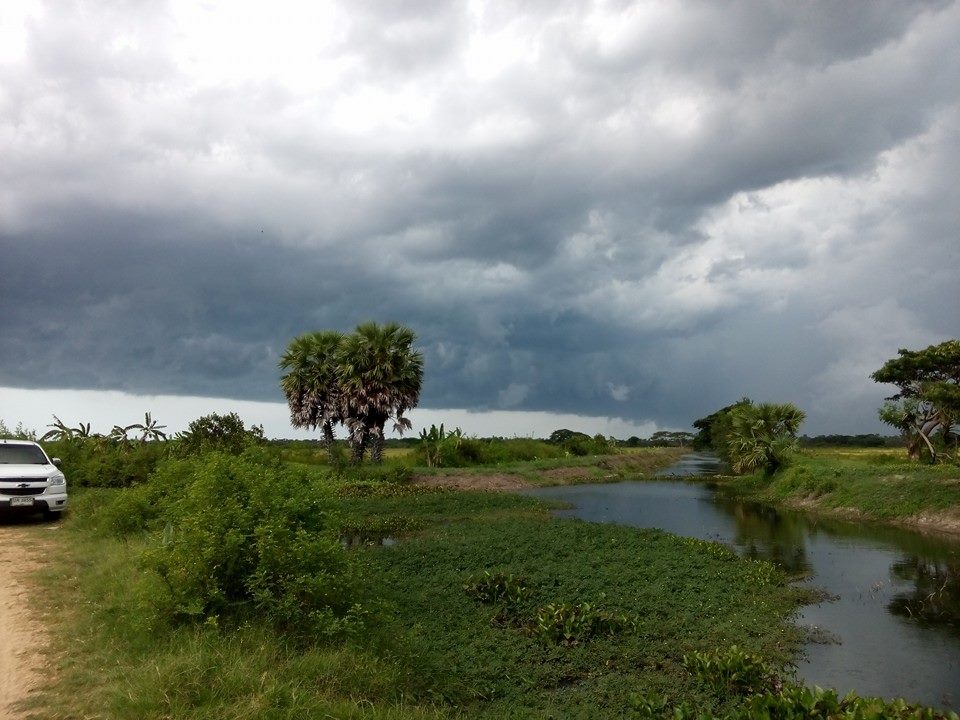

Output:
xmin=2 ymin=0 xmax=959 ymax=433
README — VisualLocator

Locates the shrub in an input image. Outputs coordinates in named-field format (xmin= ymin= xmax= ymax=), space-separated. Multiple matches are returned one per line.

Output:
xmin=463 ymin=571 xmax=532 ymax=607
xmin=562 ymin=434 xmax=616 ymax=456
xmin=0 ymin=419 xmax=37 ymax=440
xmin=631 ymin=645 xmax=960 ymax=719
xmin=42 ymin=439 xmax=168 ymax=488
xmin=173 ymin=412 xmax=265 ymax=456
xmin=682 ymin=646 xmax=779 ymax=697
xmin=530 ymin=602 xmax=636 ymax=645
xmin=414 ymin=431 xmax=566 ymax=467
xmin=140 ymin=453 xmax=362 ymax=638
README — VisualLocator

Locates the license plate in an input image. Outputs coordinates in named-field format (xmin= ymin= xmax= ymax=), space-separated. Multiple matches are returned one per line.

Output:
xmin=10 ymin=497 xmax=34 ymax=507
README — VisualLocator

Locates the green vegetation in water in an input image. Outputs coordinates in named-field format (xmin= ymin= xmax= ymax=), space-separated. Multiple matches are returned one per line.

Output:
xmin=632 ymin=646 xmax=959 ymax=719
xmin=27 ymin=450 xmax=811 ymax=720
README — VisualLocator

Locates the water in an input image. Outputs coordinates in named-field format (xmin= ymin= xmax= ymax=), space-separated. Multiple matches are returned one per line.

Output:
xmin=525 ymin=453 xmax=960 ymax=709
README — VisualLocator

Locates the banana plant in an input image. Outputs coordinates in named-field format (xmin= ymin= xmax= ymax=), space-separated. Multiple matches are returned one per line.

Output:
xmin=41 ymin=415 xmax=75 ymax=441
xmin=130 ymin=412 xmax=167 ymax=442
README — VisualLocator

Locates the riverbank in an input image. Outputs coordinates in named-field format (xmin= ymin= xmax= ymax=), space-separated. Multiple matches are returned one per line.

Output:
xmin=723 ymin=448 xmax=960 ymax=536
xmin=412 ymin=446 xmax=688 ymax=491
xmin=24 ymin=457 xmax=804 ymax=719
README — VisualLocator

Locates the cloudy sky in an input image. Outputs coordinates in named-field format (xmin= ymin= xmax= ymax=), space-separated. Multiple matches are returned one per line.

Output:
xmin=1 ymin=0 xmax=958 ymax=438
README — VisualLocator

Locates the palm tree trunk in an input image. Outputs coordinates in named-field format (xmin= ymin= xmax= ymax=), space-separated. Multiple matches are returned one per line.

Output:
xmin=322 ymin=421 xmax=336 ymax=461
xmin=371 ymin=431 xmax=384 ymax=464
xmin=351 ymin=431 xmax=368 ymax=464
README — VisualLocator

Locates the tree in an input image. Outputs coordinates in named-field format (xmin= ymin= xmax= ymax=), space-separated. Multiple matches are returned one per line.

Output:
xmin=176 ymin=412 xmax=264 ymax=455
xmin=336 ymin=322 xmax=424 ymax=464
xmin=692 ymin=398 xmax=753 ymax=451
xmin=650 ymin=430 xmax=695 ymax=447
xmin=725 ymin=402 xmax=805 ymax=474
xmin=279 ymin=331 xmax=345 ymax=460
xmin=872 ymin=340 xmax=960 ymax=462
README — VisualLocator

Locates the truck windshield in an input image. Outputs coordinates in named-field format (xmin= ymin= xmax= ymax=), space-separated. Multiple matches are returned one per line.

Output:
xmin=0 ymin=445 xmax=50 ymax=464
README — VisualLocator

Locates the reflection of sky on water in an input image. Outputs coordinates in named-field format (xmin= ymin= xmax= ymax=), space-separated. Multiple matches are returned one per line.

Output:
xmin=525 ymin=455 xmax=960 ymax=710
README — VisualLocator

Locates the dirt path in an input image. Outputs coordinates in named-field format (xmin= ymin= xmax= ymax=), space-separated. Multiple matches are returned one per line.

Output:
xmin=0 ymin=523 xmax=50 ymax=719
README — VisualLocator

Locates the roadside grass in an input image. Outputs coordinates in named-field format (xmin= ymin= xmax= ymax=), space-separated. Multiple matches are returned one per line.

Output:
xmin=29 ymin=469 xmax=803 ymax=720
xmin=728 ymin=447 xmax=960 ymax=521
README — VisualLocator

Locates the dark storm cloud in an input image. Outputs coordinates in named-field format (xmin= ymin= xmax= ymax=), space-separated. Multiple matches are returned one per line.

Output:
xmin=2 ymin=0 xmax=959 ymax=433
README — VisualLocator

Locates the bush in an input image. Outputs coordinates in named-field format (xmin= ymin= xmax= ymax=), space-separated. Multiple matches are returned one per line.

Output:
xmin=631 ymin=645 xmax=960 ymax=719
xmin=173 ymin=412 xmax=265 ymax=456
xmin=547 ymin=429 xmax=617 ymax=456
xmin=139 ymin=453 xmax=362 ymax=638
xmin=530 ymin=602 xmax=636 ymax=645
xmin=42 ymin=439 xmax=168 ymax=488
xmin=414 ymin=431 xmax=566 ymax=467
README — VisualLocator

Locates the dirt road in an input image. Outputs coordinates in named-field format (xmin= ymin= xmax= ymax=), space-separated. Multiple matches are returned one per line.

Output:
xmin=0 ymin=523 xmax=49 ymax=719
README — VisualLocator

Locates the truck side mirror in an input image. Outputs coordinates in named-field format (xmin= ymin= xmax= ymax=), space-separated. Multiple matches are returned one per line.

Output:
xmin=52 ymin=457 xmax=62 ymax=467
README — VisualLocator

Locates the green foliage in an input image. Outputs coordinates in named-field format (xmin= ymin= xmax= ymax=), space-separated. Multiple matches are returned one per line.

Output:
xmin=174 ymin=412 xmax=265 ymax=456
xmin=729 ymin=449 xmax=960 ymax=523
xmin=417 ymin=423 xmax=464 ymax=467
xmin=725 ymin=403 xmax=805 ymax=474
xmin=682 ymin=646 xmax=780 ymax=696
xmin=43 ymin=437 xmax=169 ymax=488
xmin=547 ymin=428 xmax=618 ymax=456
xmin=0 ymin=418 xmax=37 ymax=440
xmin=649 ymin=430 xmax=695 ymax=446
xmin=739 ymin=684 xmax=959 ymax=720
xmin=370 ymin=513 xmax=802 ymax=710
xmin=463 ymin=571 xmax=533 ymax=607
xmin=692 ymin=399 xmax=753 ymax=450
xmin=140 ymin=453 xmax=362 ymax=638
xmin=530 ymin=602 xmax=637 ymax=645
xmin=633 ymin=645 xmax=959 ymax=719
xmin=281 ymin=323 xmax=424 ymax=464
xmin=873 ymin=339 xmax=960 ymax=463
xmin=414 ymin=432 xmax=566 ymax=467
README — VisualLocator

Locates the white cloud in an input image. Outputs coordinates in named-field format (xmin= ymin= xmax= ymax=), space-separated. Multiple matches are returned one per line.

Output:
xmin=0 ymin=386 xmax=660 ymax=440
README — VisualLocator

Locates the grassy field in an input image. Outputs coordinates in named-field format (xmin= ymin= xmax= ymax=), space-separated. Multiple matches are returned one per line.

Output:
xmin=283 ymin=445 xmax=689 ymax=489
xmin=725 ymin=447 xmax=960 ymax=533
xmin=19 ymin=449 xmax=808 ymax=720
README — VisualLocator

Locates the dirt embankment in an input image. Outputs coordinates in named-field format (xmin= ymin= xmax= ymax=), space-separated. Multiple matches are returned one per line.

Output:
xmin=0 ymin=524 xmax=50 ymax=719
xmin=779 ymin=497 xmax=960 ymax=538
xmin=414 ymin=472 xmax=531 ymax=491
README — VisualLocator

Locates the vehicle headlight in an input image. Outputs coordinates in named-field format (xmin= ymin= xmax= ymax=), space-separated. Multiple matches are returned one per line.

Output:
xmin=49 ymin=474 xmax=66 ymax=486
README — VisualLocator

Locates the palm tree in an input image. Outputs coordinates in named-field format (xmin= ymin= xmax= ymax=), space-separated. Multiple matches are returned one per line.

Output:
xmin=279 ymin=330 xmax=345 ymax=459
xmin=336 ymin=322 xmax=424 ymax=464
xmin=726 ymin=402 xmax=805 ymax=474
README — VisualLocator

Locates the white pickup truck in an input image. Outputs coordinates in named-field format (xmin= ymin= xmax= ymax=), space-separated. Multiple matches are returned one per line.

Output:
xmin=0 ymin=439 xmax=68 ymax=519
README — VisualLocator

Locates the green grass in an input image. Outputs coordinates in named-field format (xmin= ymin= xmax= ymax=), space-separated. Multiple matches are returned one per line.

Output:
xmin=26 ymin=471 xmax=803 ymax=720
xmin=406 ymin=446 xmax=688 ymax=485
xmin=727 ymin=448 xmax=960 ymax=523
xmin=363 ymin=515 xmax=802 ymax=718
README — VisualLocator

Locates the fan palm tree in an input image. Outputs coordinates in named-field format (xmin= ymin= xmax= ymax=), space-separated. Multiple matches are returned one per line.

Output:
xmin=726 ymin=402 xmax=805 ymax=474
xmin=279 ymin=330 xmax=345 ymax=459
xmin=336 ymin=322 xmax=424 ymax=464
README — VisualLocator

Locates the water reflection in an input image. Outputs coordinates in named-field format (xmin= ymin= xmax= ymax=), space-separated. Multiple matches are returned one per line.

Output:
xmin=888 ymin=557 xmax=960 ymax=632
xmin=710 ymin=495 xmax=811 ymax=574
